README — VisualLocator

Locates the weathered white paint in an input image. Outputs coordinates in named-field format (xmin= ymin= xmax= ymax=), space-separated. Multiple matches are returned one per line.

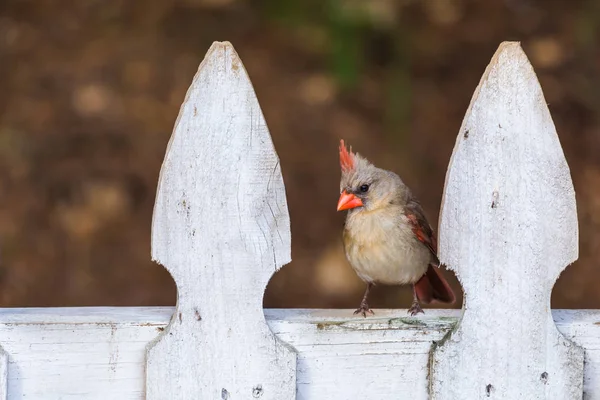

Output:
xmin=0 ymin=347 xmax=6 ymax=400
xmin=0 ymin=308 xmax=597 ymax=399
xmin=0 ymin=307 xmax=167 ymax=399
xmin=432 ymin=41 xmax=583 ymax=399
xmin=147 ymin=41 xmax=296 ymax=398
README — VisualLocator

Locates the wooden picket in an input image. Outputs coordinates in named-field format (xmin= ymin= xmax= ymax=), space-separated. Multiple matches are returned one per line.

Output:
xmin=431 ymin=41 xmax=583 ymax=399
xmin=0 ymin=41 xmax=597 ymax=399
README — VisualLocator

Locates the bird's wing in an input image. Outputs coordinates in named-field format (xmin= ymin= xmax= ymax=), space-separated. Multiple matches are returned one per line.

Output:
xmin=404 ymin=199 xmax=439 ymax=262
xmin=405 ymin=198 xmax=455 ymax=304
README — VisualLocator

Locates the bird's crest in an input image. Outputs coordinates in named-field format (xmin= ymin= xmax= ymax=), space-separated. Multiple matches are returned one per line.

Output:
xmin=339 ymin=139 xmax=356 ymax=172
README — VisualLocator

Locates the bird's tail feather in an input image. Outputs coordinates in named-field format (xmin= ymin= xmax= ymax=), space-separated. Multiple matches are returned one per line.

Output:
xmin=414 ymin=264 xmax=455 ymax=304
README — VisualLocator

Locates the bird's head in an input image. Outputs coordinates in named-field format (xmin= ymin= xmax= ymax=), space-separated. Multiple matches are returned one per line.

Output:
xmin=337 ymin=139 xmax=406 ymax=213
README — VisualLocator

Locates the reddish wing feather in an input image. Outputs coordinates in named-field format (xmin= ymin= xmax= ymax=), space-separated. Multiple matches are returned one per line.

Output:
xmin=405 ymin=201 xmax=438 ymax=260
xmin=405 ymin=200 xmax=455 ymax=304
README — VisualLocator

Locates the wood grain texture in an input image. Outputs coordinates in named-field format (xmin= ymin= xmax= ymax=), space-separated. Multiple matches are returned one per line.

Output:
xmin=432 ymin=41 xmax=583 ymax=399
xmin=0 ymin=308 xmax=598 ymax=399
xmin=0 ymin=307 xmax=167 ymax=399
xmin=147 ymin=41 xmax=296 ymax=399
xmin=268 ymin=309 xmax=456 ymax=400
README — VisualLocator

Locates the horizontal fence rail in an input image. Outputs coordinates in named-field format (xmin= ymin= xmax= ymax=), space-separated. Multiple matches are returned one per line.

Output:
xmin=0 ymin=308 xmax=597 ymax=399
xmin=0 ymin=40 xmax=596 ymax=399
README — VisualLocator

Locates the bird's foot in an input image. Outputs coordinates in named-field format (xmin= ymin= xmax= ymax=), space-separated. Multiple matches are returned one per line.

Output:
xmin=408 ymin=301 xmax=424 ymax=316
xmin=353 ymin=303 xmax=374 ymax=318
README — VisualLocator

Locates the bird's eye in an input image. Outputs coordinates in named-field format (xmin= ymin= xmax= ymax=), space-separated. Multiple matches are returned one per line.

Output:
xmin=359 ymin=184 xmax=369 ymax=193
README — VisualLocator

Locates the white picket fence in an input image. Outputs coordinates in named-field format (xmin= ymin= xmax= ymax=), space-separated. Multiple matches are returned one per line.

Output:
xmin=0 ymin=40 xmax=598 ymax=399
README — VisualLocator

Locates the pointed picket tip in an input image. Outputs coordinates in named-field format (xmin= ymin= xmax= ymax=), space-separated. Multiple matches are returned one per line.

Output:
xmin=151 ymin=39 xmax=291 ymax=282
xmin=431 ymin=41 xmax=583 ymax=399
xmin=147 ymin=41 xmax=295 ymax=399
xmin=438 ymin=40 xmax=578 ymax=283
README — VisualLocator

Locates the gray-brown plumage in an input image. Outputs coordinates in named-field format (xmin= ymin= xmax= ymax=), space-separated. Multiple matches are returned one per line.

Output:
xmin=336 ymin=140 xmax=455 ymax=316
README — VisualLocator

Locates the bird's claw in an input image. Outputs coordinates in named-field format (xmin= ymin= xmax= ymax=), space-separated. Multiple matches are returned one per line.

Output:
xmin=408 ymin=301 xmax=424 ymax=316
xmin=353 ymin=303 xmax=374 ymax=318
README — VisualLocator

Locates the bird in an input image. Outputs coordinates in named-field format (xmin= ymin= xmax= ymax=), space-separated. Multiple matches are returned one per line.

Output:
xmin=336 ymin=139 xmax=455 ymax=317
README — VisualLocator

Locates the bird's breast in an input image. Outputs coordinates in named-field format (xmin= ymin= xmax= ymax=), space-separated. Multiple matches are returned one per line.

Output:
xmin=343 ymin=209 xmax=430 ymax=285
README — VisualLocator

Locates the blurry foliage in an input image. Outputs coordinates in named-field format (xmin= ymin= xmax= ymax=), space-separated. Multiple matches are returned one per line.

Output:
xmin=576 ymin=0 xmax=599 ymax=49
xmin=574 ymin=0 xmax=600 ymax=120
xmin=261 ymin=0 xmax=412 ymax=136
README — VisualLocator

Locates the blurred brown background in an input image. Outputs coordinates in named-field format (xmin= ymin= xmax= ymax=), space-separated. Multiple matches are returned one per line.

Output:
xmin=0 ymin=0 xmax=598 ymax=309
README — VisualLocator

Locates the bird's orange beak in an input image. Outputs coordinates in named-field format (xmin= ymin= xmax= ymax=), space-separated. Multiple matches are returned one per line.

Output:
xmin=337 ymin=190 xmax=363 ymax=211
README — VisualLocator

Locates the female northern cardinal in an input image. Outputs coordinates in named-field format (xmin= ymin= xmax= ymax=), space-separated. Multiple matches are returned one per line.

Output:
xmin=336 ymin=139 xmax=455 ymax=316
